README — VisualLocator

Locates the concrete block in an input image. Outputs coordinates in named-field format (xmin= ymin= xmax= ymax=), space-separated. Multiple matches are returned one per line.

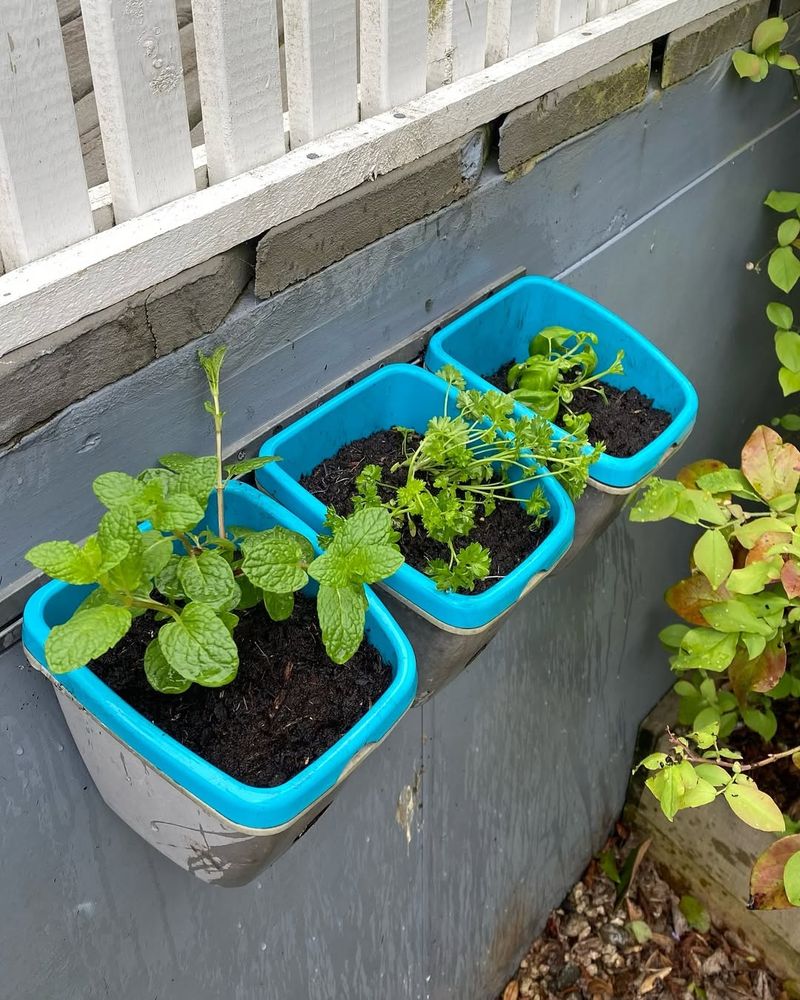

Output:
xmin=146 ymin=244 xmax=254 ymax=356
xmin=661 ymin=0 xmax=770 ymax=88
xmin=0 ymin=247 xmax=252 ymax=445
xmin=497 ymin=47 xmax=651 ymax=174
xmin=254 ymin=128 xmax=490 ymax=299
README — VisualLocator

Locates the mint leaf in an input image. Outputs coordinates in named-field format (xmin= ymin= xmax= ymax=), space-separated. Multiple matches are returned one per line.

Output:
xmin=140 ymin=530 xmax=174 ymax=577
xmin=170 ymin=456 xmax=217 ymax=507
xmin=26 ymin=539 xmax=103 ymax=585
xmin=92 ymin=471 xmax=144 ymax=509
xmin=149 ymin=494 xmax=205 ymax=534
xmin=225 ymin=456 xmax=280 ymax=478
xmin=241 ymin=527 xmax=312 ymax=593
xmin=155 ymin=556 xmax=184 ymax=600
xmin=158 ymin=604 xmax=238 ymax=687
xmin=97 ymin=505 xmax=140 ymax=571
xmin=45 ymin=606 xmax=132 ymax=673
xmin=309 ymin=508 xmax=403 ymax=586
xmin=317 ymin=584 xmax=367 ymax=665
xmin=144 ymin=638 xmax=191 ymax=694
xmin=177 ymin=550 xmax=239 ymax=610
xmin=158 ymin=452 xmax=197 ymax=472
xmin=263 ymin=590 xmax=294 ymax=621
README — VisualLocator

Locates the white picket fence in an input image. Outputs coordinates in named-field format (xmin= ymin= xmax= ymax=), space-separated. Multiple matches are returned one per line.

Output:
xmin=0 ymin=0 xmax=732 ymax=353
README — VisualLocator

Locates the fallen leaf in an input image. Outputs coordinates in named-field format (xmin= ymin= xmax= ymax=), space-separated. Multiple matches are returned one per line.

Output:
xmin=640 ymin=966 xmax=672 ymax=994
xmin=502 ymin=982 xmax=519 ymax=1000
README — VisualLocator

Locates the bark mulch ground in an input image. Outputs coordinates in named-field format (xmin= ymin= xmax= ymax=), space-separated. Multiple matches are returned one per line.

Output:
xmin=498 ymin=825 xmax=792 ymax=1000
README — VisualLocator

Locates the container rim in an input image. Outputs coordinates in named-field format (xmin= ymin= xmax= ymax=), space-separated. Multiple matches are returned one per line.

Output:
xmin=257 ymin=364 xmax=576 ymax=630
xmin=21 ymin=482 xmax=417 ymax=829
xmin=425 ymin=275 xmax=699 ymax=490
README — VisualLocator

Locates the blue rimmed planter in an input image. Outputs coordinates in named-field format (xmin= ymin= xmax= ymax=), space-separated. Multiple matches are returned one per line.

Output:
xmin=255 ymin=364 xmax=575 ymax=704
xmin=425 ymin=275 xmax=698 ymax=569
xmin=22 ymin=483 xmax=416 ymax=887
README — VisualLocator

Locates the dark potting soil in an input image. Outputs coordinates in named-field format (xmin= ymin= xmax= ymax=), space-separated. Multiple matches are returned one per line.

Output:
xmin=729 ymin=695 xmax=800 ymax=819
xmin=299 ymin=428 xmax=551 ymax=594
xmin=89 ymin=594 xmax=392 ymax=787
xmin=486 ymin=360 xmax=672 ymax=458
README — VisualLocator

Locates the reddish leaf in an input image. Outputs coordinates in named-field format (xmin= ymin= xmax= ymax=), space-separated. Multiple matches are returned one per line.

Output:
xmin=665 ymin=574 xmax=730 ymax=626
xmin=729 ymin=640 xmax=787 ymax=704
xmin=677 ymin=459 xmax=727 ymax=490
xmin=750 ymin=835 xmax=800 ymax=909
xmin=740 ymin=425 xmax=800 ymax=500
xmin=745 ymin=531 xmax=792 ymax=566
xmin=782 ymin=558 xmax=800 ymax=598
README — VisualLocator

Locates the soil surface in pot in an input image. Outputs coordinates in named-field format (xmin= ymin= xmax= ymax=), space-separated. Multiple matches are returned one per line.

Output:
xmin=498 ymin=824 xmax=783 ymax=1000
xmin=300 ymin=428 xmax=551 ymax=595
xmin=90 ymin=595 xmax=392 ymax=787
xmin=486 ymin=361 xmax=672 ymax=458
xmin=729 ymin=696 xmax=800 ymax=820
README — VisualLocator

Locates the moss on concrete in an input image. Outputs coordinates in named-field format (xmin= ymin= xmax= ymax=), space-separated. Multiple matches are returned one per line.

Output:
xmin=497 ymin=47 xmax=651 ymax=174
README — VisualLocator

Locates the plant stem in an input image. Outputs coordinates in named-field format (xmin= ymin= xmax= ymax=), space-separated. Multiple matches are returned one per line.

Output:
xmin=209 ymin=387 xmax=226 ymax=539
xmin=666 ymin=727 xmax=800 ymax=772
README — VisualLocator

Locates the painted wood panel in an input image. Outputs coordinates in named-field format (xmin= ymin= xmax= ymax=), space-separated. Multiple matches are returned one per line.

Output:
xmin=428 ymin=0 xmax=491 ymax=87
xmin=0 ymin=0 xmax=735 ymax=349
xmin=80 ymin=0 xmax=196 ymax=222
xmin=0 ymin=0 xmax=94 ymax=269
xmin=486 ymin=0 xmax=539 ymax=64
xmin=283 ymin=0 xmax=359 ymax=145
xmin=360 ymin=0 xmax=428 ymax=116
xmin=191 ymin=0 xmax=285 ymax=182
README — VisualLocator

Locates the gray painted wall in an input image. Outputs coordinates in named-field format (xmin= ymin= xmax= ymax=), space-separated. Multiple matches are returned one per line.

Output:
xmin=1 ymin=50 xmax=797 ymax=1000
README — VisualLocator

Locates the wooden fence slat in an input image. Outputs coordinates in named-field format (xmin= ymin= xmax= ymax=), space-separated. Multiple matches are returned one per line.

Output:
xmin=191 ymin=0 xmax=285 ymax=183
xmin=0 ymin=0 xmax=739 ymax=352
xmin=80 ymin=0 xmax=196 ymax=222
xmin=537 ymin=0 xmax=588 ymax=40
xmin=587 ymin=0 xmax=630 ymax=18
xmin=283 ymin=0 xmax=358 ymax=145
xmin=0 ymin=0 xmax=94 ymax=269
xmin=428 ymin=0 xmax=491 ymax=88
xmin=486 ymin=0 xmax=538 ymax=64
xmin=360 ymin=0 xmax=428 ymax=117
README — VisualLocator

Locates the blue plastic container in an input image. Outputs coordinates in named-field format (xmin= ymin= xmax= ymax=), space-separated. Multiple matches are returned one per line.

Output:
xmin=22 ymin=482 xmax=416 ymax=837
xmin=425 ymin=276 xmax=698 ymax=491
xmin=255 ymin=364 xmax=575 ymax=632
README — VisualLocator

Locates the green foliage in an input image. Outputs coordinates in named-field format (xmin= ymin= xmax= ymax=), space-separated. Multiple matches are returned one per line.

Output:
xmin=634 ymin=14 xmax=800 ymax=911
xmin=347 ymin=366 xmax=598 ymax=592
xmin=28 ymin=350 xmax=402 ymax=692
xmin=504 ymin=325 xmax=624 ymax=436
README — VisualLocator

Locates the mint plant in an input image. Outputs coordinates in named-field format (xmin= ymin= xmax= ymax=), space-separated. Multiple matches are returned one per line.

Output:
xmin=503 ymin=326 xmax=624 ymax=436
xmin=27 ymin=347 xmax=403 ymax=690
xmin=341 ymin=365 xmax=598 ymax=593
